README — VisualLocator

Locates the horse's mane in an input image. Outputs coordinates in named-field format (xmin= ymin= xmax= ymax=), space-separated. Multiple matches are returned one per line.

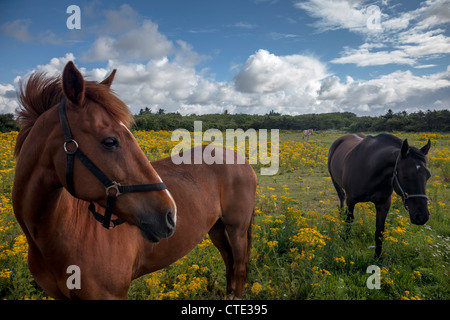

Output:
xmin=372 ymin=133 xmax=427 ymax=163
xmin=15 ymin=72 xmax=133 ymax=156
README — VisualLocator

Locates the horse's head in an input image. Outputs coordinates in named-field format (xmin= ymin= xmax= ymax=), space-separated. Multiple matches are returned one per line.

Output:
xmin=55 ymin=61 xmax=176 ymax=242
xmin=393 ymin=138 xmax=431 ymax=225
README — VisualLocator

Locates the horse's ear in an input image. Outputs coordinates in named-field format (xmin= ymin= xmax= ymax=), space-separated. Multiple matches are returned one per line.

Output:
xmin=420 ymin=139 xmax=431 ymax=155
xmin=401 ymin=139 xmax=409 ymax=158
xmin=100 ymin=69 xmax=117 ymax=87
xmin=62 ymin=61 xmax=85 ymax=105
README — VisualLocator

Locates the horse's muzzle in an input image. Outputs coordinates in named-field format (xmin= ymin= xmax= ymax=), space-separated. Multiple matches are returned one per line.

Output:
xmin=138 ymin=209 xmax=176 ymax=242
xmin=410 ymin=210 xmax=430 ymax=225
xmin=411 ymin=214 xmax=429 ymax=225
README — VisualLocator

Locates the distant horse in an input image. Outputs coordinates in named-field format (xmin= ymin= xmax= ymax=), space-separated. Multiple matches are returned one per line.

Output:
xmin=303 ymin=129 xmax=314 ymax=140
xmin=328 ymin=133 xmax=431 ymax=257
xmin=12 ymin=61 xmax=256 ymax=299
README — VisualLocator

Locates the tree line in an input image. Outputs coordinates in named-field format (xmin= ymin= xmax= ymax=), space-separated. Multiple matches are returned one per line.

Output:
xmin=133 ymin=108 xmax=450 ymax=132
xmin=1 ymin=108 xmax=449 ymax=133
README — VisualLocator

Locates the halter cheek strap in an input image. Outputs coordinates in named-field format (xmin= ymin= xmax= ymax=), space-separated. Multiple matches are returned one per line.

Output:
xmin=58 ymin=98 xmax=167 ymax=229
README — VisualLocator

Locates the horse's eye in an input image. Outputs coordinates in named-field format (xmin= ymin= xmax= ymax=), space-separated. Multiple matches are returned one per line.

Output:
xmin=101 ymin=137 xmax=119 ymax=150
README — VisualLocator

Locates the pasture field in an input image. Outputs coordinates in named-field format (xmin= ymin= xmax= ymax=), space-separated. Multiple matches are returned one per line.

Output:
xmin=0 ymin=130 xmax=449 ymax=300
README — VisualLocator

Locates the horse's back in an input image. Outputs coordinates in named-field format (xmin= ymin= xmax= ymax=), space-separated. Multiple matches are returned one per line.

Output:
xmin=151 ymin=144 xmax=256 ymax=193
xmin=328 ymin=134 xmax=365 ymax=185
xmin=151 ymin=144 xmax=256 ymax=226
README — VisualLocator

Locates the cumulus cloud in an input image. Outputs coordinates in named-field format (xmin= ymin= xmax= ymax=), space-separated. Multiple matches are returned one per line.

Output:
xmin=0 ymin=83 xmax=19 ymax=114
xmin=2 ymin=48 xmax=449 ymax=116
xmin=107 ymin=58 xmax=220 ymax=109
xmin=317 ymin=66 xmax=450 ymax=113
xmin=0 ymin=53 xmax=78 ymax=114
xmin=33 ymin=53 xmax=77 ymax=76
xmin=82 ymin=20 xmax=173 ymax=61
xmin=234 ymin=49 xmax=328 ymax=93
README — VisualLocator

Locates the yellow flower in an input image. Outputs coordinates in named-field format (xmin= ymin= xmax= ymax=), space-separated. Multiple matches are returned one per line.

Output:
xmin=251 ymin=282 xmax=263 ymax=295
xmin=411 ymin=270 xmax=421 ymax=280
xmin=189 ymin=264 xmax=200 ymax=271
xmin=0 ymin=268 xmax=12 ymax=279
xmin=266 ymin=240 xmax=278 ymax=249
xmin=334 ymin=256 xmax=346 ymax=264
xmin=290 ymin=227 xmax=329 ymax=248
xmin=177 ymin=274 xmax=187 ymax=282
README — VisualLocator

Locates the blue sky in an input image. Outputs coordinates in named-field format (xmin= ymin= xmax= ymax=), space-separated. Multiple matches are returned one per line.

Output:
xmin=1 ymin=0 xmax=449 ymax=115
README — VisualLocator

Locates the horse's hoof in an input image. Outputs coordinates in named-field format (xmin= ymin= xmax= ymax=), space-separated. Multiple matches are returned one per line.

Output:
xmin=227 ymin=293 xmax=241 ymax=300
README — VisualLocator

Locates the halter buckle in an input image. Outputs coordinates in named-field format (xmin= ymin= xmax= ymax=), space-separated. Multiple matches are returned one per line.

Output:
xmin=106 ymin=181 xmax=121 ymax=197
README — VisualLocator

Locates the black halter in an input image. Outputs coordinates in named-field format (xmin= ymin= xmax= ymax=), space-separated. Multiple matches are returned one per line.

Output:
xmin=58 ymin=98 xmax=167 ymax=229
xmin=392 ymin=152 xmax=428 ymax=211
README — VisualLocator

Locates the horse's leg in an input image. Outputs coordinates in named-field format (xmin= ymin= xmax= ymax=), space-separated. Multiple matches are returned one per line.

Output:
xmin=374 ymin=197 xmax=391 ymax=258
xmin=220 ymin=214 xmax=252 ymax=299
xmin=346 ymin=202 xmax=355 ymax=223
xmin=226 ymin=226 xmax=250 ymax=299
xmin=343 ymin=200 xmax=355 ymax=240
xmin=331 ymin=178 xmax=345 ymax=210
xmin=208 ymin=219 xmax=234 ymax=297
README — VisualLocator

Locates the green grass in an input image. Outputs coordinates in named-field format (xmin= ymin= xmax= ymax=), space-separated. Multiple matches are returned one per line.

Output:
xmin=1 ymin=130 xmax=449 ymax=300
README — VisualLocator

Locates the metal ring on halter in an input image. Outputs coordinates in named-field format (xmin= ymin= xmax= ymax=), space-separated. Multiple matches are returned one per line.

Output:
xmin=106 ymin=181 xmax=121 ymax=197
xmin=64 ymin=139 xmax=79 ymax=155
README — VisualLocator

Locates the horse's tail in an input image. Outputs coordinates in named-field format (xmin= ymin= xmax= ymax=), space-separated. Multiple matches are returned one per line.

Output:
xmin=328 ymin=138 xmax=346 ymax=208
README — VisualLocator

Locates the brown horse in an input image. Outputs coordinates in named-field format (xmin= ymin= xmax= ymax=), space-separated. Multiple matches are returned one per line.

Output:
xmin=12 ymin=61 xmax=256 ymax=299
xmin=328 ymin=133 xmax=431 ymax=257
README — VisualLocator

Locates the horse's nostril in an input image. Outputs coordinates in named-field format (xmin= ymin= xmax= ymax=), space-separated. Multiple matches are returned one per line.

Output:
xmin=166 ymin=210 xmax=175 ymax=229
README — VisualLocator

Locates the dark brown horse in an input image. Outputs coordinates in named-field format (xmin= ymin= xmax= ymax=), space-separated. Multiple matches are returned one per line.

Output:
xmin=328 ymin=133 xmax=431 ymax=257
xmin=12 ymin=61 xmax=256 ymax=299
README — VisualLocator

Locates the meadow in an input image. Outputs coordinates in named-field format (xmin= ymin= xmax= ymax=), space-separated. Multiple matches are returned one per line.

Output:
xmin=0 ymin=130 xmax=449 ymax=300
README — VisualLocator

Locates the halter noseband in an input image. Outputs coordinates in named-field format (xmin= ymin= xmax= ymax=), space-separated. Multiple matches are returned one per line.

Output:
xmin=58 ymin=98 xmax=167 ymax=229
xmin=392 ymin=152 xmax=428 ymax=211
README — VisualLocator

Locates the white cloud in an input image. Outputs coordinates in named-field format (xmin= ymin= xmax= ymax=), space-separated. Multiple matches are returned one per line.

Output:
xmin=0 ymin=83 xmax=19 ymax=114
xmin=331 ymin=27 xmax=450 ymax=67
xmin=103 ymin=4 xmax=141 ymax=34
xmin=416 ymin=0 xmax=450 ymax=29
xmin=3 ymin=48 xmax=449 ymax=116
xmin=174 ymin=40 xmax=210 ymax=67
xmin=0 ymin=53 xmax=77 ymax=114
xmin=295 ymin=0 xmax=369 ymax=32
xmin=298 ymin=0 xmax=450 ymax=68
xmin=92 ymin=57 xmax=222 ymax=113
xmin=317 ymin=66 xmax=450 ymax=113
xmin=33 ymin=53 xmax=77 ymax=76
xmin=399 ymin=28 xmax=450 ymax=57
xmin=234 ymin=49 xmax=328 ymax=93
xmin=82 ymin=20 xmax=173 ymax=61
xmin=331 ymin=46 xmax=416 ymax=66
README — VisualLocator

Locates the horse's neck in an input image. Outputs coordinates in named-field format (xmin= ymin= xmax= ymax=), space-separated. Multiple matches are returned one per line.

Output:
xmin=13 ymin=109 xmax=84 ymax=241
xmin=368 ymin=144 xmax=399 ymax=186
xmin=13 ymin=163 xmax=67 ymax=241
